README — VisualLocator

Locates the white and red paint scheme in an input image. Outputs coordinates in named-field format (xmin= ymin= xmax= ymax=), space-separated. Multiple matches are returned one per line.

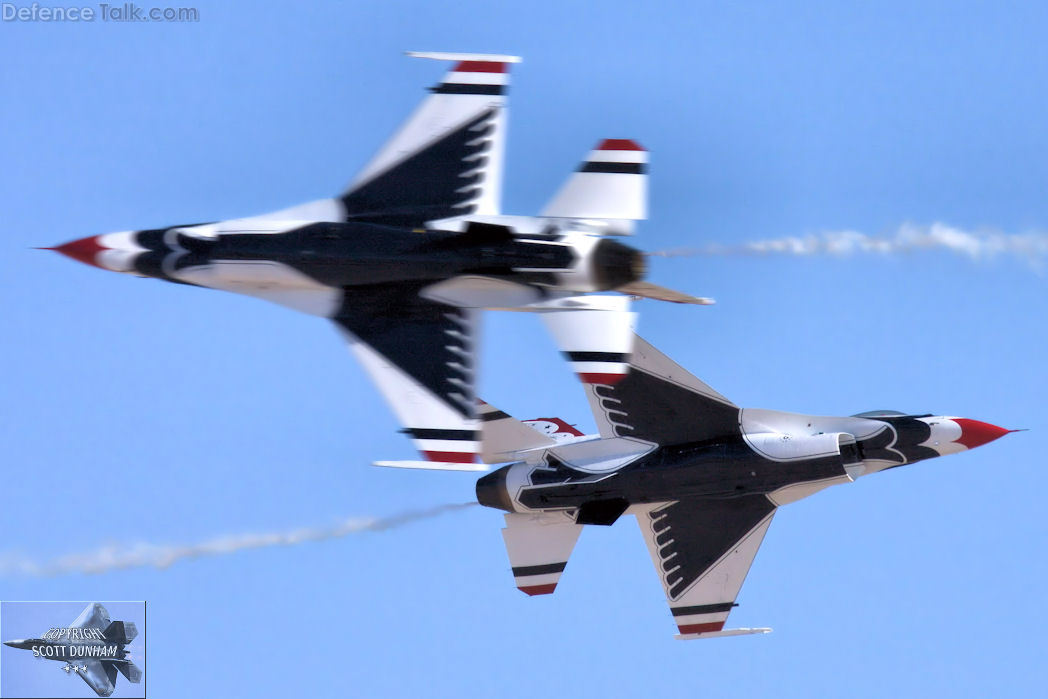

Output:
xmin=474 ymin=336 xmax=1015 ymax=638
xmin=48 ymin=52 xmax=709 ymax=470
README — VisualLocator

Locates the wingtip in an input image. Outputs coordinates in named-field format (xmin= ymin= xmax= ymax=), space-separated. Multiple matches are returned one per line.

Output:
xmin=675 ymin=627 xmax=773 ymax=640
xmin=373 ymin=460 xmax=489 ymax=472
xmin=406 ymin=51 xmax=522 ymax=64
xmin=597 ymin=138 xmax=646 ymax=152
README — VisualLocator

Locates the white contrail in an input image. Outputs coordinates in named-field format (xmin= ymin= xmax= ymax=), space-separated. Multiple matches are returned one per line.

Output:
xmin=696 ymin=222 xmax=1048 ymax=265
xmin=0 ymin=503 xmax=476 ymax=577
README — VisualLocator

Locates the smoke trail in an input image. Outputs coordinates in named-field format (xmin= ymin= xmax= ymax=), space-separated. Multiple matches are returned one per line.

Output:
xmin=695 ymin=223 xmax=1048 ymax=265
xmin=0 ymin=502 xmax=476 ymax=577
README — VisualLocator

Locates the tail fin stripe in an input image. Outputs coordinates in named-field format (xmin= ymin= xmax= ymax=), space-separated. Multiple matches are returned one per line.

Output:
xmin=580 ymin=162 xmax=647 ymax=175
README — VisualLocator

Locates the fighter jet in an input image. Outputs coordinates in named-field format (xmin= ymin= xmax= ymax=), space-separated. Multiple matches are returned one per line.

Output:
xmin=3 ymin=603 xmax=142 ymax=696
xmin=47 ymin=51 xmax=706 ymax=469
xmin=472 ymin=337 xmax=1015 ymax=638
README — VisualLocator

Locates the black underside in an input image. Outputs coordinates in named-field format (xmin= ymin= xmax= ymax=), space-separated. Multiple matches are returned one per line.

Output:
xmin=131 ymin=221 xmax=576 ymax=290
xmin=333 ymin=283 xmax=476 ymax=417
xmin=576 ymin=498 xmax=630 ymax=525
xmin=643 ymin=495 xmax=775 ymax=600
xmin=514 ymin=437 xmax=850 ymax=511
xmin=591 ymin=367 xmax=741 ymax=446
xmin=339 ymin=110 xmax=497 ymax=227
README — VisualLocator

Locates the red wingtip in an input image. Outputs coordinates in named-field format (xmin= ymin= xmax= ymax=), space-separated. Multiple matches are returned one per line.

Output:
xmin=953 ymin=419 xmax=1014 ymax=449
xmin=518 ymin=584 xmax=557 ymax=596
xmin=453 ymin=60 xmax=507 ymax=73
xmin=50 ymin=236 xmax=108 ymax=268
xmin=578 ymin=372 xmax=627 ymax=385
xmin=596 ymin=138 xmax=645 ymax=152
xmin=422 ymin=451 xmax=477 ymax=464
xmin=677 ymin=621 xmax=726 ymax=634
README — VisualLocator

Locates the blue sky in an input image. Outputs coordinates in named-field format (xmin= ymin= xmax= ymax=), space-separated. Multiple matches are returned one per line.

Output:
xmin=2 ymin=601 xmax=145 ymax=698
xmin=1 ymin=1 xmax=1046 ymax=697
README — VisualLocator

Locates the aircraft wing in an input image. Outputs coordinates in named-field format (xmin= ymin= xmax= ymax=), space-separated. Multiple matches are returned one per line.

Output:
xmin=334 ymin=284 xmax=482 ymax=468
xmin=263 ymin=52 xmax=517 ymax=226
xmin=584 ymin=335 xmax=739 ymax=445
xmin=75 ymin=660 xmax=117 ymax=697
xmin=633 ymin=495 xmax=776 ymax=639
xmin=69 ymin=603 xmax=111 ymax=630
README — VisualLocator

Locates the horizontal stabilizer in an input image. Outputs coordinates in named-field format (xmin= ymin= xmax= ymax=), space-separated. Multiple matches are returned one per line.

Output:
xmin=617 ymin=281 xmax=714 ymax=306
xmin=536 ymin=295 xmax=636 ymax=385
xmin=541 ymin=139 xmax=648 ymax=225
xmin=373 ymin=460 xmax=489 ymax=472
xmin=676 ymin=627 xmax=772 ymax=641
xmin=501 ymin=511 xmax=583 ymax=595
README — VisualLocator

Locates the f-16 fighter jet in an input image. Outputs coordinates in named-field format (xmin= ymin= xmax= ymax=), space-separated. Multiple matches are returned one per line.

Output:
xmin=3 ymin=603 xmax=142 ymax=696
xmin=47 ymin=52 xmax=706 ymax=469
xmin=474 ymin=337 xmax=1015 ymax=638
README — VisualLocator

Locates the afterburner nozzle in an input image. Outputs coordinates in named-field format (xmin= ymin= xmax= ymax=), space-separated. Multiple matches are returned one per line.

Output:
xmin=591 ymin=238 xmax=646 ymax=290
xmin=476 ymin=465 xmax=514 ymax=512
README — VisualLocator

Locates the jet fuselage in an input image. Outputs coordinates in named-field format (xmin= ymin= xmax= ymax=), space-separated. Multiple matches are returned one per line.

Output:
xmin=54 ymin=221 xmax=645 ymax=301
xmin=477 ymin=413 xmax=1013 ymax=522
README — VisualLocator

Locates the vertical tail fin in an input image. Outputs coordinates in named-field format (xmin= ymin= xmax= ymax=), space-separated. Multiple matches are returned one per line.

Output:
xmin=102 ymin=620 xmax=137 ymax=645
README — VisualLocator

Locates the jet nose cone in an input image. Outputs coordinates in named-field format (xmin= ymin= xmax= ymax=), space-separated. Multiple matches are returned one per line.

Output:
xmin=953 ymin=418 xmax=1014 ymax=449
xmin=46 ymin=236 xmax=108 ymax=268
xmin=4 ymin=639 xmax=27 ymax=648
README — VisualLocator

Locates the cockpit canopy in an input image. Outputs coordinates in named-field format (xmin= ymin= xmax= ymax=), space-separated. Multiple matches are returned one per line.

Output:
xmin=851 ymin=410 xmax=932 ymax=419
